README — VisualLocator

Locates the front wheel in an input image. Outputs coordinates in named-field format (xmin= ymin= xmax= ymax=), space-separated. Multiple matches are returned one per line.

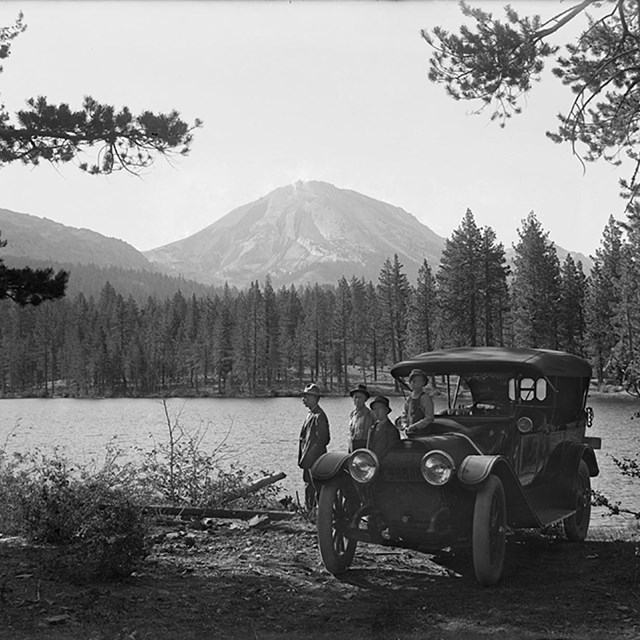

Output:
xmin=472 ymin=475 xmax=507 ymax=586
xmin=317 ymin=479 xmax=358 ymax=575
xmin=563 ymin=459 xmax=591 ymax=542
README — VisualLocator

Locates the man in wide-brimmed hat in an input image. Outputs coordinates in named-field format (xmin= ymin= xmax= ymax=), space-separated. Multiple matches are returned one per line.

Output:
xmin=298 ymin=383 xmax=330 ymax=511
xmin=366 ymin=395 xmax=400 ymax=459
xmin=348 ymin=383 xmax=374 ymax=452
xmin=398 ymin=368 xmax=434 ymax=437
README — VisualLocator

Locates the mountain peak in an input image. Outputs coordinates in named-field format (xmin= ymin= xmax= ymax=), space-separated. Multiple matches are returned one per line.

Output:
xmin=144 ymin=181 xmax=445 ymax=287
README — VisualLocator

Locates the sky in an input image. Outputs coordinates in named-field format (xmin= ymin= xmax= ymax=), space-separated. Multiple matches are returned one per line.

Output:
xmin=0 ymin=0 xmax=628 ymax=256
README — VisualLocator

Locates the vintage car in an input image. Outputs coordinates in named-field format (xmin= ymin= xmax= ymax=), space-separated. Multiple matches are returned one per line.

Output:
xmin=311 ymin=346 xmax=601 ymax=585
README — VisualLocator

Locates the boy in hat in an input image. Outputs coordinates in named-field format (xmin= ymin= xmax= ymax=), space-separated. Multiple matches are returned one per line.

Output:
xmin=367 ymin=395 xmax=400 ymax=459
xmin=399 ymin=368 xmax=435 ymax=437
xmin=348 ymin=383 xmax=374 ymax=452
xmin=298 ymin=383 xmax=330 ymax=511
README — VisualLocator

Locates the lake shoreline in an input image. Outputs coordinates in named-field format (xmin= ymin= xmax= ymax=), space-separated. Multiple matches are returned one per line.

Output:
xmin=2 ymin=382 xmax=638 ymax=401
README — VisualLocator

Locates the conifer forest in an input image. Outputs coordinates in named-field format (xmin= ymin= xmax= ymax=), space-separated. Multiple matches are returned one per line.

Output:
xmin=0 ymin=210 xmax=637 ymax=398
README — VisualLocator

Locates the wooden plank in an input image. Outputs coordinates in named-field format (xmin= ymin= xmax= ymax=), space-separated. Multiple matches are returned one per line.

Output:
xmin=144 ymin=505 xmax=297 ymax=521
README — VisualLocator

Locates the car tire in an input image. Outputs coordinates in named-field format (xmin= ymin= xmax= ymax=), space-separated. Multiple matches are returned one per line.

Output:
xmin=317 ymin=479 xmax=358 ymax=575
xmin=563 ymin=459 xmax=591 ymax=542
xmin=472 ymin=474 xmax=507 ymax=586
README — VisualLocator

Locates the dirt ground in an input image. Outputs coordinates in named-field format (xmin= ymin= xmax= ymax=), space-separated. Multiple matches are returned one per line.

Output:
xmin=1 ymin=514 xmax=639 ymax=640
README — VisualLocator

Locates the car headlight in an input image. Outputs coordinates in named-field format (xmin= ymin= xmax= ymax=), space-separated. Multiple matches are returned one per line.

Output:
xmin=348 ymin=449 xmax=379 ymax=484
xmin=420 ymin=450 xmax=455 ymax=486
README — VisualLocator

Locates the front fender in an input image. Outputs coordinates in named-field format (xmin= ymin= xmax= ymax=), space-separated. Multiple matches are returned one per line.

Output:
xmin=311 ymin=452 xmax=350 ymax=482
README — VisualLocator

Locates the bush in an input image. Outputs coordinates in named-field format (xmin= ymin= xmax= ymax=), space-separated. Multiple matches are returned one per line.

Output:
xmin=0 ymin=448 xmax=150 ymax=581
xmin=55 ymin=484 xmax=149 ymax=581
xmin=136 ymin=399 xmax=284 ymax=509
xmin=0 ymin=449 xmax=30 ymax=535
xmin=0 ymin=401 xmax=287 ymax=581
xmin=592 ymin=454 xmax=640 ymax=521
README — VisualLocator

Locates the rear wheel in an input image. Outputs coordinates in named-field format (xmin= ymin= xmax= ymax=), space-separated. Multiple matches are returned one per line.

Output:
xmin=317 ymin=479 xmax=358 ymax=575
xmin=563 ymin=459 xmax=591 ymax=542
xmin=472 ymin=475 xmax=507 ymax=586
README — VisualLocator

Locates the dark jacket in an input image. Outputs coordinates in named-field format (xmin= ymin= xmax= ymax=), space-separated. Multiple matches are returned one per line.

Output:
xmin=298 ymin=405 xmax=330 ymax=469
xmin=366 ymin=417 xmax=400 ymax=460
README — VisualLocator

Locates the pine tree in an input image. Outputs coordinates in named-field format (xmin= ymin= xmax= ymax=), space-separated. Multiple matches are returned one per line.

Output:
xmin=233 ymin=282 xmax=266 ymax=395
xmin=611 ymin=206 xmax=640 ymax=395
xmin=0 ymin=232 xmax=68 ymax=306
xmin=586 ymin=217 xmax=624 ymax=385
xmin=349 ymin=276 xmax=371 ymax=382
xmin=62 ymin=294 xmax=91 ymax=395
xmin=479 ymin=226 xmax=510 ymax=346
xmin=408 ymin=259 xmax=439 ymax=355
xmin=0 ymin=14 xmax=200 ymax=306
xmin=263 ymin=276 xmax=280 ymax=390
xmin=558 ymin=255 xmax=587 ymax=355
xmin=198 ymin=296 xmax=220 ymax=389
xmin=365 ymin=281 xmax=381 ymax=381
xmin=437 ymin=209 xmax=484 ymax=346
xmin=333 ymin=277 xmax=352 ymax=392
xmin=277 ymin=285 xmax=304 ymax=387
xmin=425 ymin=1 xmax=640 ymax=208
xmin=301 ymin=285 xmax=334 ymax=389
xmin=377 ymin=255 xmax=412 ymax=364
xmin=511 ymin=212 xmax=561 ymax=349
xmin=214 ymin=286 xmax=236 ymax=394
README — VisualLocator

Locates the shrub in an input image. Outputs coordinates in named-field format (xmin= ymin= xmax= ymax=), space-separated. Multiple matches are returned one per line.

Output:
xmin=0 ymin=449 xmax=31 ymax=535
xmin=0 ymin=401 xmax=287 ymax=580
xmin=56 ymin=483 xmax=149 ymax=581
xmin=137 ymin=399 xmax=285 ymax=509
xmin=592 ymin=455 xmax=640 ymax=521
xmin=0 ymin=448 xmax=150 ymax=581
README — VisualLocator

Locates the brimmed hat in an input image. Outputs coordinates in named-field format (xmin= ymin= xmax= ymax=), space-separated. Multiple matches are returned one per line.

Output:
xmin=349 ymin=383 xmax=370 ymax=399
xmin=369 ymin=395 xmax=391 ymax=413
xmin=302 ymin=383 xmax=322 ymax=397
xmin=409 ymin=368 xmax=428 ymax=383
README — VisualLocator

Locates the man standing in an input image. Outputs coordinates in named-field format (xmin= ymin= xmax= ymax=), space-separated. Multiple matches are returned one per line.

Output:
xmin=298 ymin=383 xmax=330 ymax=511
xmin=348 ymin=383 xmax=374 ymax=452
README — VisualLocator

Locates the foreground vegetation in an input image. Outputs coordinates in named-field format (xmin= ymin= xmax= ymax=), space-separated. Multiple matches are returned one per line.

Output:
xmin=0 ymin=402 xmax=286 ymax=581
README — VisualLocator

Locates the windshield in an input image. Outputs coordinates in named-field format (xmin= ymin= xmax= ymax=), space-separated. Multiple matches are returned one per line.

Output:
xmin=436 ymin=372 xmax=515 ymax=417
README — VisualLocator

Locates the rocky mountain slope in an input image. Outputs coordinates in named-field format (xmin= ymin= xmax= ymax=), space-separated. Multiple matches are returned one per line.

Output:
xmin=144 ymin=181 xmax=447 ymax=287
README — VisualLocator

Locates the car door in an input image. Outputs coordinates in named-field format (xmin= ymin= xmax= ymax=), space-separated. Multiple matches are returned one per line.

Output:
xmin=511 ymin=377 xmax=549 ymax=486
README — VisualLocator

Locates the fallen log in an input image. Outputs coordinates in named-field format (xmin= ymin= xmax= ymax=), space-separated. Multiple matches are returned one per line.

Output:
xmin=222 ymin=471 xmax=287 ymax=504
xmin=145 ymin=505 xmax=296 ymax=521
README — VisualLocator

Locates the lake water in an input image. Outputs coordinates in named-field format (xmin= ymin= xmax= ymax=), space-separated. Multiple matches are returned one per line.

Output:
xmin=0 ymin=393 xmax=638 ymax=532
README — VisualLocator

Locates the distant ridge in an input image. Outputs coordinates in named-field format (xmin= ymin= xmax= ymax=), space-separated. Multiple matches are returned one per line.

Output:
xmin=0 ymin=207 xmax=152 ymax=270
xmin=144 ymin=180 xmax=447 ymax=288
xmin=0 ymin=186 xmax=594 ymax=294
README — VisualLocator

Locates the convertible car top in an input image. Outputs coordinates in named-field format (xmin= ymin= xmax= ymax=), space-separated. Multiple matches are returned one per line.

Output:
xmin=390 ymin=346 xmax=592 ymax=379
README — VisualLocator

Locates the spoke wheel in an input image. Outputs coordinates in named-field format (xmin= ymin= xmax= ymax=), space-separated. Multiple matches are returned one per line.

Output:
xmin=317 ymin=480 xmax=358 ymax=575
xmin=472 ymin=475 xmax=507 ymax=586
xmin=564 ymin=460 xmax=591 ymax=542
